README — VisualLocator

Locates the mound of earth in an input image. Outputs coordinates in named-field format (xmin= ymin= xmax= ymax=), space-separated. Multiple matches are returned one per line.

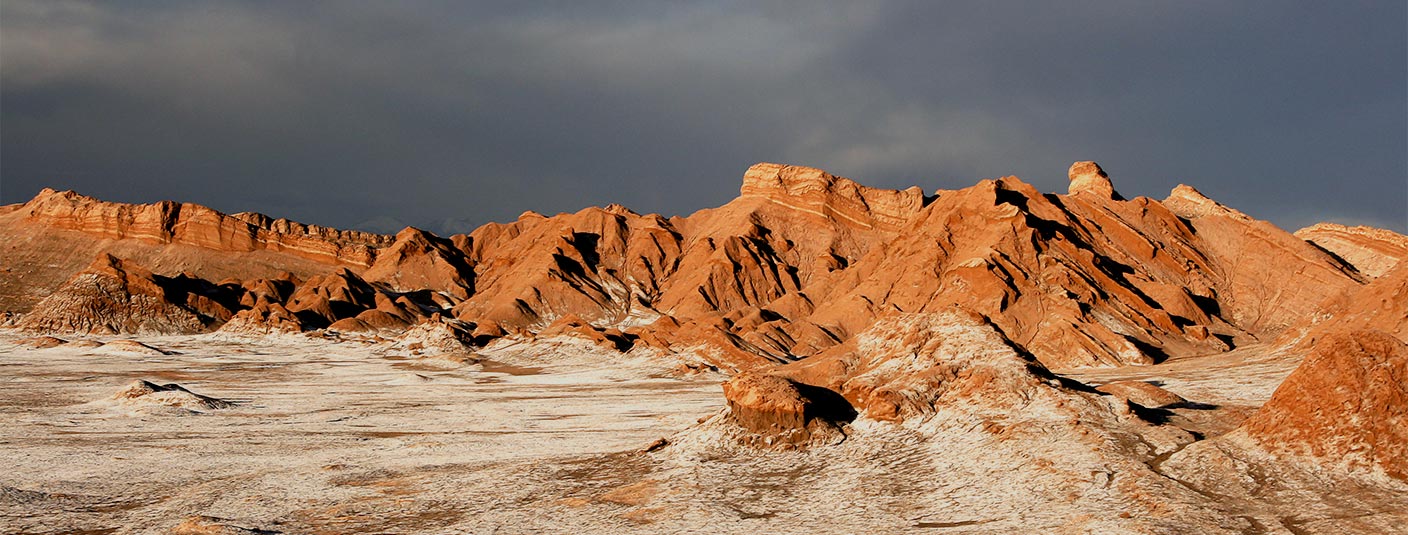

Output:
xmin=110 ymin=380 xmax=233 ymax=411
xmin=217 ymin=301 xmax=306 ymax=336
xmin=91 ymin=340 xmax=173 ymax=356
xmin=780 ymin=309 xmax=1092 ymax=422
xmin=388 ymin=317 xmax=478 ymax=361
xmin=15 ymin=336 xmax=68 ymax=349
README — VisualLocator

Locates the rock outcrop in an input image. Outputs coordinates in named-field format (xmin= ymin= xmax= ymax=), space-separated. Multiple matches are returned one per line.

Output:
xmin=1095 ymin=380 xmax=1187 ymax=409
xmin=1067 ymin=161 xmax=1119 ymax=199
xmin=1283 ymin=262 xmax=1408 ymax=347
xmin=0 ymin=189 xmax=390 ymax=314
xmin=218 ymin=301 xmax=305 ymax=335
xmin=388 ymin=316 xmax=478 ymax=360
xmin=1295 ymin=222 xmax=1408 ymax=278
xmin=1162 ymin=184 xmax=1361 ymax=338
xmin=283 ymin=269 xmax=379 ymax=328
xmin=738 ymin=162 xmax=928 ymax=231
xmin=719 ymin=371 xmax=853 ymax=447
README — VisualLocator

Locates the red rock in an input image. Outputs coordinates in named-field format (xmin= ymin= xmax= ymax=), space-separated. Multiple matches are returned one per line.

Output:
xmin=0 ymin=161 xmax=1376 ymax=373
xmin=1284 ymin=262 xmax=1408 ymax=347
xmin=0 ymin=191 xmax=384 ymax=315
xmin=1162 ymin=184 xmax=1359 ymax=337
xmin=538 ymin=314 xmax=634 ymax=351
xmin=1241 ymin=331 xmax=1408 ymax=479
xmin=16 ymin=254 xmax=226 ymax=335
xmin=363 ymin=227 xmax=475 ymax=300
xmin=720 ymin=371 xmax=852 ymax=446
xmin=19 ymin=188 xmax=388 ymax=267
xmin=354 ymin=309 xmax=411 ymax=331
xmin=284 ymin=269 xmax=378 ymax=327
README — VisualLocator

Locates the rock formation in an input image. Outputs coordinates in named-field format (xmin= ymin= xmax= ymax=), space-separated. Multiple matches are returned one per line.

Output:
xmin=719 ymin=371 xmax=853 ymax=447
xmin=0 ymin=161 xmax=1385 ymax=372
xmin=537 ymin=314 xmax=636 ymax=352
xmin=737 ymin=162 xmax=928 ymax=231
xmin=17 ymin=254 xmax=234 ymax=335
xmin=1067 ymin=161 xmax=1120 ymax=199
xmin=1296 ymin=222 xmax=1408 ymax=278
xmin=777 ymin=309 xmax=1083 ymax=422
xmin=1243 ymin=331 xmax=1408 ymax=478
xmin=1161 ymin=184 xmax=1360 ymax=338
xmin=362 ymin=227 xmax=475 ymax=299
xmin=0 ymin=189 xmax=390 ymax=314
xmin=19 ymin=188 xmax=388 ymax=267
xmin=110 ymin=380 xmax=233 ymax=412
xmin=388 ymin=316 xmax=478 ymax=360
xmin=1094 ymin=380 xmax=1187 ymax=409
xmin=1283 ymin=261 xmax=1408 ymax=347
xmin=218 ymin=301 xmax=305 ymax=336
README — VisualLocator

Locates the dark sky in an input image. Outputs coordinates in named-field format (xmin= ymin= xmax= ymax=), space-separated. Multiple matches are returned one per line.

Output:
xmin=3 ymin=1 xmax=1405 ymax=234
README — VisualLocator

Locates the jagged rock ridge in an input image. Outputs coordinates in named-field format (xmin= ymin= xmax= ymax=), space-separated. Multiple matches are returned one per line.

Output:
xmin=0 ymin=161 xmax=1390 ymax=372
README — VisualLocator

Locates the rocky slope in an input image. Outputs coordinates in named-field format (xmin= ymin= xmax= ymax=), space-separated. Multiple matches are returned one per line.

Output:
xmin=1241 ymin=331 xmax=1407 ymax=478
xmin=1280 ymin=261 xmax=1408 ymax=348
xmin=2 ymin=161 xmax=1384 ymax=372
xmin=0 ymin=189 xmax=392 ymax=314
xmin=17 ymin=188 xmax=389 ymax=266
xmin=16 ymin=254 xmax=236 ymax=335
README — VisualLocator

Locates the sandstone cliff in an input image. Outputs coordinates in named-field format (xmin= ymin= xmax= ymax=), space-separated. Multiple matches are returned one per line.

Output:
xmin=19 ymin=188 xmax=389 ymax=266
xmin=0 ymin=189 xmax=392 ymax=313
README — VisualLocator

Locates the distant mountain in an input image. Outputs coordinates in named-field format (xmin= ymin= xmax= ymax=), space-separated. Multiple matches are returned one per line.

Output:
xmin=352 ymin=215 xmax=412 ymax=235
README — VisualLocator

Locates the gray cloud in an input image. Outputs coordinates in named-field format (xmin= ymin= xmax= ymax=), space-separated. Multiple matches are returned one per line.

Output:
xmin=3 ymin=0 xmax=1404 ymax=233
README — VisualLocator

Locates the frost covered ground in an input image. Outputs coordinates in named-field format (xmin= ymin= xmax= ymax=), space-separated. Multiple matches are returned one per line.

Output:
xmin=2 ymin=332 xmax=1403 ymax=534
xmin=0 ymin=332 xmax=722 ymax=534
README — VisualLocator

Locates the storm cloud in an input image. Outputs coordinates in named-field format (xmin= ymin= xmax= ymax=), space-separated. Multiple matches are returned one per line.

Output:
xmin=2 ymin=1 xmax=1404 ymax=233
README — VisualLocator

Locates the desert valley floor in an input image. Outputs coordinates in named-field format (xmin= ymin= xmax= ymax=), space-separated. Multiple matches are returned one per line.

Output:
xmin=3 ymin=330 xmax=1404 ymax=535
